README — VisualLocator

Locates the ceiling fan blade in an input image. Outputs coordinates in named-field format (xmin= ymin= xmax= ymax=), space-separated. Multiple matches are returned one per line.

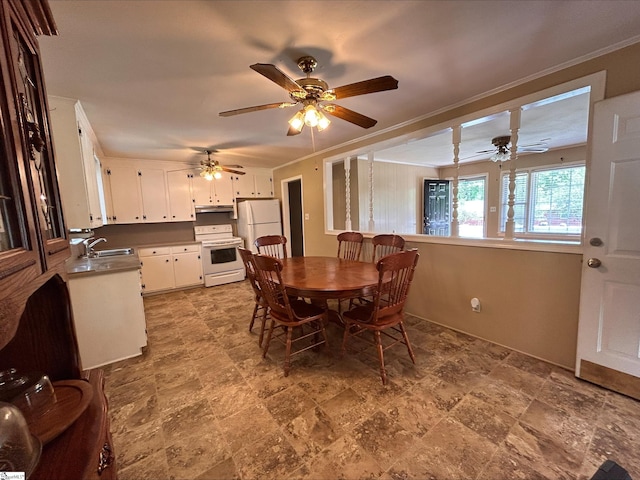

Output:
xmin=519 ymin=145 xmax=549 ymax=153
xmin=221 ymin=167 xmax=245 ymax=175
xmin=250 ymin=63 xmax=305 ymax=94
xmin=323 ymin=104 xmax=377 ymax=129
xmin=219 ymin=102 xmax=295 ymax=117
xmin=287 ymin=125 xmax=302 ymax=136
xmin=332 ymin=75 xmax=398 ymax=100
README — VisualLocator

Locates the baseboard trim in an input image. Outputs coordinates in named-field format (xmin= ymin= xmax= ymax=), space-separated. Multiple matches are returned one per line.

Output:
xmin=579 ymin=360 xmax=640 ymax=401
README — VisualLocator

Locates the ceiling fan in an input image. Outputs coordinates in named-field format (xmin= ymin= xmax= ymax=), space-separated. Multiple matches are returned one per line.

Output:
xmin=477 ymin=135 xmax=549 ymax=162
xmin=219 ymin=56 xmax=398 ymax=136
xmin=198 ymin=150 xmax=245 ymax=180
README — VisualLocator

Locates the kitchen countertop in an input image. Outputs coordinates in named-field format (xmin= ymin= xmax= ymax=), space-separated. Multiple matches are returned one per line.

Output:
xmin=66 ymin=252 xmax=142 ymax=276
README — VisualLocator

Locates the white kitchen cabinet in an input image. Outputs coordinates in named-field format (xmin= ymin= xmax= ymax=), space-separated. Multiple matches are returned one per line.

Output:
xmin=103 ymin=161 xmax=169 ymax=224
xmin=254 ymin=174 xmax=274 ymax=197
xmin=167 ymin=170 xmax=195 ymax=221
xmin=49 ymin=96 xmax=105 ymax=229
xmin=171 ymin=245 xmax=203 ymax=288
xmin=232 ymin=173 xmax=273 ymax=198
xmin=139 ymin=167 xmax=169 ymax=222
xmin=215 ymin=172 xmax=235 ymax=204
xmin=192 ymin=171 xmax=234 ymax=206
xmin=68 ymin=267 xmax=147 ymax=369
xmin=104 ymin=162 xmax=143 ymax=223
xmin=139 ymin=244 xmax=203 ymax=293
xmin=139 ymin=247 xmax=174 ymax=293
xmin=232 ymin=173 xmax=255 ymax=198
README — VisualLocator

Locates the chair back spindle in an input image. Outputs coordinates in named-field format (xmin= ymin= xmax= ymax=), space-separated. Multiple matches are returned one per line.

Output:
xmin=337 ymin=231 xmax=364 ymax=261
xmin=255 ymin=235 xmax=288 ymax=259
xmin=371 ymin=234 xmax=405 ymax=263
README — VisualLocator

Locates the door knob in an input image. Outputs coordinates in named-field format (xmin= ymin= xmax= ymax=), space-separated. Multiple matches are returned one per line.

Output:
xmin=587 ymin=258 xmax=602 ymax=268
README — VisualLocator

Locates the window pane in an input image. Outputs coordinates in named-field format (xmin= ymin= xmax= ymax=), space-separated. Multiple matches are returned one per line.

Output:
xmin=500 ymin=172 xmax=528 ymax=232
xmin=458 ymin=177 xmax=485 ymax=238
xmin=530 ymin=165 xmax=585 ymax=234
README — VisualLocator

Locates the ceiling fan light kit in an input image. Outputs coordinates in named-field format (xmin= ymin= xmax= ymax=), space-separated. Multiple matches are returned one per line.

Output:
xmin=199 ymin=150 xmax=245 ymax=181
xmin=219 ymin=55 xmax=398 ymax=135
xmin=490 ymin=135 xmax=512 ymax=162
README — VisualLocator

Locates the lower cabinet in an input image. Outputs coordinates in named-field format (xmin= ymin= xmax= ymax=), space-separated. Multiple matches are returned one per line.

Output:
xmin=68 ymin=267 xmax=148 ymax=370
xmin=139 ymin=244 xmax=203 ymax=294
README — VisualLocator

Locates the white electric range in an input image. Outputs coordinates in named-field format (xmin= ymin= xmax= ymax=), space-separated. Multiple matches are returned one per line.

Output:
xmin=194 ymin=224 xmax=245 ymax=287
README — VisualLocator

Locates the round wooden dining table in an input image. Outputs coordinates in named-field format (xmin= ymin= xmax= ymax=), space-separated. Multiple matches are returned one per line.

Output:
xmin=279 ymin=256 xmax=379 ymax=301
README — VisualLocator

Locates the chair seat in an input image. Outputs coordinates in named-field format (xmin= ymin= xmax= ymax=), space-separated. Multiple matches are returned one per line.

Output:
xmin=343 ymin=304 xmax=402 ymax=329
xmin=288 ymin=299 xmax=326 ymax=321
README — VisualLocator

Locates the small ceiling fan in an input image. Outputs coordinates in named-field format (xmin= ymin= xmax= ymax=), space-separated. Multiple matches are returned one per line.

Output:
xmin=198 ymin=150 xmax=245 ymax=180
xmin=219 ymin=56 xmax=398 ymax=136
xmin=477 ymin=135 xmax=549 ymax=162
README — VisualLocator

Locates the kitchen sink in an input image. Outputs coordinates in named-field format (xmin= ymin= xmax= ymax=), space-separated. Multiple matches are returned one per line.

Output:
xmin=90 ymin=248 xmax=134 ymax=258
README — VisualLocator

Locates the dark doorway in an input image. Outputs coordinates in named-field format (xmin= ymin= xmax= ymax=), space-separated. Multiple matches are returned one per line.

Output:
xmin=423 ymin=180 xmax=450 ymax=236
xmin=287 ymin=179 xmax=304 ymax=256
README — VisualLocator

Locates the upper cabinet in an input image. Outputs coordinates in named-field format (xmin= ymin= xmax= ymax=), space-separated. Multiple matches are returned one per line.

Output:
xmin=49 ymin=96 xmax=105 ymax=229
xmin=103 ymin=162 xmax=142 ymax=224
xmin=102 ymin=159 xmax=169 ymax=224
xmin=166 ymin=170 xmax=195 ymax=222
xmin=192 ymin=170 xmax=234 ymax=206
xmin=232 ymin=173 xmax=273 ymax=198
xmin=98 ymin=158 xmax=273 ymax=225
xmin=138 ymin=167 xmax=169 ymax=222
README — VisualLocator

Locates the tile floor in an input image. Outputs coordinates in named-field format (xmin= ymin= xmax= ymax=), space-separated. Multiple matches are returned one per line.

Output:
xmin=102 ymin=281 xmax=640 ymax=480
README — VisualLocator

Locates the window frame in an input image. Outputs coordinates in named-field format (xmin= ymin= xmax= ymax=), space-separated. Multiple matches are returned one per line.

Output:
xmin=499 ymin=161 xmax=585 ymax=241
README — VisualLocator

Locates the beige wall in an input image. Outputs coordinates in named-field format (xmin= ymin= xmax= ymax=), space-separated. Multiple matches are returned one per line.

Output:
xmin=273 ymin=42 xmax=640 ymax=369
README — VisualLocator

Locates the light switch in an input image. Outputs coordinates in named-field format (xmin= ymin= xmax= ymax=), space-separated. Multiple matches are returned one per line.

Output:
xmin=304 ymin=213 xmax=310 ymax=220
xmin=489 ymin=206 xmax=497 ymax=213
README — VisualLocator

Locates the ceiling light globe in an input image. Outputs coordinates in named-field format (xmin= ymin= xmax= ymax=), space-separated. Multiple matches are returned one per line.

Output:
xmin=213 ymin=171 xmax=222 ymax=179
xmin=201 ymin=169 xmax=214 ymax=181
xmin=288 ymin=111 xmax=304 ymax=132
xmin=303 ymin=105 xmax=320 ymax=127
xmin=317 ymin=113 xmax=330 ymax=131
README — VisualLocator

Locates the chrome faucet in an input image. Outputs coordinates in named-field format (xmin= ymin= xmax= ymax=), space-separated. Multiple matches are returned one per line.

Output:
xmin=82 ymin=237 xmax=107 ymax=257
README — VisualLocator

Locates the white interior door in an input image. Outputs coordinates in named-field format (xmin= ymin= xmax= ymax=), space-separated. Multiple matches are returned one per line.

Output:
xmin=576 ymin=90 xmax=640 ymax=395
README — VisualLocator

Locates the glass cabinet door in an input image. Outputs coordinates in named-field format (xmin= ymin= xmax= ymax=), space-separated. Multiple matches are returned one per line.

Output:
xmin=0 ymin=115 xmax=23 ymax=253
xmin=11 ymin=27 xmax=64 ymax=243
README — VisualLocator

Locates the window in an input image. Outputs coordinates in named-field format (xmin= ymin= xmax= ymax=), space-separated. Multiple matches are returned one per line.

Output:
xmin=458 ymin=177 xmax=486 ymax=238
xmin=500 ymin=164 xmax=585 ymax=236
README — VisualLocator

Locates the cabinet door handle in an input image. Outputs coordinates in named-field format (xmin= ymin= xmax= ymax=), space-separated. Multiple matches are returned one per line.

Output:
xmin=165 ymin=259 xmax=169 ymax=263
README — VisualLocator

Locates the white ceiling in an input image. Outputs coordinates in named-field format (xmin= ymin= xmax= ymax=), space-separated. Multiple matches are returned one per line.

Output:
xmin=38 ymin=1 xmax=640 ymax=169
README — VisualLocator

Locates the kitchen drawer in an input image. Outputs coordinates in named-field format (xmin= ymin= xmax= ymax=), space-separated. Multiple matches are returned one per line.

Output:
xmin=170 ymin=244 xmax=200 ymax=254
xmin=138 ymin=246 xmax=171 ymax=256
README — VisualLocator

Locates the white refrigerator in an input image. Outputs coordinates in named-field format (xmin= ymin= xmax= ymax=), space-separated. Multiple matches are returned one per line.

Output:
xmin=237 ymin=199 xmax=283 ymax=253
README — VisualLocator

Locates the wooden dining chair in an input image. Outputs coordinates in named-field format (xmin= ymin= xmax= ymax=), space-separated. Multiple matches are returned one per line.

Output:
xmin=238 ymin=247 xmax=269 ymax=347
xmin=371 ymin=234 xmax=405 ymax=263
xmin=337 ymin=231 xmax=364 ymax=261
xmin=341 ymin=249 xmax=420 ymax=385
xmin=255 ymin=235 xmax=288 ymax=259
xmin=252 ymin=254 xmax=329 ymax=377
xmin=336 ymin=231 xmax=365 ymax=312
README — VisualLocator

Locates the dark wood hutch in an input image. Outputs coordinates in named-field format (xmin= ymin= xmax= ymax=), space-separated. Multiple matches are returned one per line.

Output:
xmin=0 ymin=1 xmax=115 ymax=478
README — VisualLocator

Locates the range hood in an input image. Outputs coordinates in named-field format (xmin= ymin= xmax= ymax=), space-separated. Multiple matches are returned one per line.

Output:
xmin=194 ymin=204 xmax=234 ymax=213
